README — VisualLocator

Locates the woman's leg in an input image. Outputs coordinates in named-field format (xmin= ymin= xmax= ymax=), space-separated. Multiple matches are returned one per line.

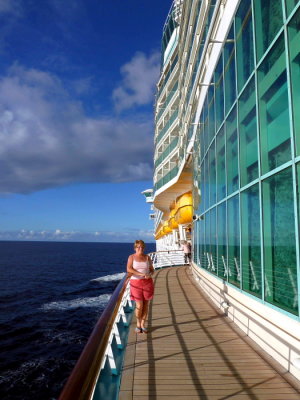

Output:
xmin=141 ymin=300 xmax=149 ymax=329
xmin=135 ymin=300 xmax=143 ymax=328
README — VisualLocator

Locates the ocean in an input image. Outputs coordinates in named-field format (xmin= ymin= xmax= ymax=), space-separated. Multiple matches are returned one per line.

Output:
xmin=0 ymin=241 xmax=155 ymax=400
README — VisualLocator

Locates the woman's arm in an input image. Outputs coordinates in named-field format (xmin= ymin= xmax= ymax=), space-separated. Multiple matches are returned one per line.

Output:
xmin=126 ymin=255 xmax=146 ymax=277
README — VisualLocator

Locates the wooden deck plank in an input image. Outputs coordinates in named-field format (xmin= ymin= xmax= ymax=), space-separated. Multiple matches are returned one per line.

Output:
xmin=119 ymin=266 xmax=300 ymax=399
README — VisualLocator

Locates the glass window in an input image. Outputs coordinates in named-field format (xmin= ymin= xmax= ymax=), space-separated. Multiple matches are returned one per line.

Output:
xmin=286 ymin=0 xmax=299 ymax=17
xmin=241 ymin=184 xmax=262 ymax=297
xmin=198 ymin=217 xmax=205 ymax=268
xmin=224 ymin=25 xmax=236 ymax=114
xmin=258 ymin=34 xmax=291 ymax=174
xmin=210 ymin=207 xmax=217 ymax=275
xmin=205 ymin=211 xmax=210 ymax=270
xmin=203 ymin=97 xmax=209 ymax=154
xmin=239 ymin=77 xmax=258 ymax=186
xmin=215 ymin=56 xmax=224 ymax=131
xmin=263 ymin=167 xmax=298 ymax=314
xmin=253 ymin=0 xmax=283 ymax=62
xmin=288 ymin=8 xmax=300 ymax=156
xmin=228 ymin=195 xmax=240 ymax=287
xmin=204 ymin=154 xmax=209 ymax=211
xmin=209 ymin=141 xmax=216 ymax=207
xmin=226 ymin=107 xmax=239 ymax=194
xmin=216 ymin=127 xmax=226 ymax=201
xmin=208 ymin=86 xmax=215 ymax=144
xmin=235 ymin=0 xmax=255 ymax=92
xmin=199 ymin=160 xmax=205 ymax=214
xmin=217 ymin=201 xmax=227 ymax=278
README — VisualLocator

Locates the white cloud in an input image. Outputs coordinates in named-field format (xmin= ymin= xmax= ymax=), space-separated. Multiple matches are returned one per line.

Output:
xmin=0 ymin=229 xmax=155 ymax=242
xmin=0 ymin=63 xmax=154 ymax=195
xmin=113 ymin=52 xmax=160 ymax=112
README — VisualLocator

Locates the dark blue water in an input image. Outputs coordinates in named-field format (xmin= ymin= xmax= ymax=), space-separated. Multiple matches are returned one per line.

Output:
xmin=0 ymin=241 xmax=155 ymax=400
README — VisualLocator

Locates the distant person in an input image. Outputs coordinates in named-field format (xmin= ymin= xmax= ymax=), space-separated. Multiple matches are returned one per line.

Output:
xmin=182 ymin=240 xmax=192 ymax=264
xmin=127 ymin=240 xmax=155 ymax=333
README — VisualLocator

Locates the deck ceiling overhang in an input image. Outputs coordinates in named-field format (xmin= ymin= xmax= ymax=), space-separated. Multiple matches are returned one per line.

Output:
xmin=153 ymin=166 xmax=192 ymax=216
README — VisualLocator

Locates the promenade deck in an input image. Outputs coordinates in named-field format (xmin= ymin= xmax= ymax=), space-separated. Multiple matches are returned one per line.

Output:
xmin=119 ymin=266 xmax=300 ymax=400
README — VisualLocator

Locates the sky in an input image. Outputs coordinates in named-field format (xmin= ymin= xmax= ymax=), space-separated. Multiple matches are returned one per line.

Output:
xmin=0 ymin=0 xmax=172 ymax=242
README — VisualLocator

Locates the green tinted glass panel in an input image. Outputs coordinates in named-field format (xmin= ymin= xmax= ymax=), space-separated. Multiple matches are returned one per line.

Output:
xmin=215 ymin=57 xmax=224 ymax=131
xmin=258 ymin=34 xmax=291 ymax=174
xmin=208 ymin=87 xmax=215 ymax=144
xmin=204 ymin=154 xmax=209 ymax=211
xmin=228 ymin=195 xmax=240 ymax=287
xmin=198 ymin=217 xmax=205 ymax=268
xmin=224 ymin=25 xmax=236 ymax=113
xmin=216 ymin=127 xmax=226 ymax=201
xmin=253 ymin=0 xmax=283 ymax=61
xmin=217 ymin=202 xmax=227 ymax=278
xmin=199 ymin=159 xmax=205 ymax=214
xmin=235 ymin=0 xmax=254 ymax=92
xmin=288 ymin=8 xmax=300 ymax=156
xmin=210 ymin=207 xmax=217 ymax=275
xmin=241 ymin=184 xmax=262 ymax=297
xmin=263 ymin=168 xmax=298 ymax=314
xmin=204 ymin=211 xmax=210 ymax=270
xmin=209 ymin=141 xmax=216 ymax=207
xmin=286 ymin=0 xmax=300 ymax=16
xmin=239 ymin=77 xmax=258 ymax=186
xmin=226 ymin=107 xmax=239 ymax=194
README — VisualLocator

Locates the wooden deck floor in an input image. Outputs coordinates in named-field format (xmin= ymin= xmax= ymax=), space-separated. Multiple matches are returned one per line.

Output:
xmin=119 ymin=266 xmax=300 ymax=400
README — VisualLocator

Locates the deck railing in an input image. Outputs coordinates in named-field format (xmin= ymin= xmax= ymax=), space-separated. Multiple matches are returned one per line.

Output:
xmin=149 ymin=249 xmax=187 ymax=269
xmin=58 ymin=251 xmax=186 ymax=400
xmin=58 ymin=275 xmax=132 ymax=400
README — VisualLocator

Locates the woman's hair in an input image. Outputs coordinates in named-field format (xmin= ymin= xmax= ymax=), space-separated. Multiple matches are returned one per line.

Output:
xmin=134 ymin=239 xmax=145 ymax=249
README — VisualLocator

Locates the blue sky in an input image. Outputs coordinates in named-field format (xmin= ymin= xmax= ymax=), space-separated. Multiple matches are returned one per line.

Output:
xmin=0 ymin=0 xmax=171 ymax=242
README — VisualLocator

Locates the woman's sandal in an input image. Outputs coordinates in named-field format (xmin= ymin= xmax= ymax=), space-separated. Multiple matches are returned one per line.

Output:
xmin=141 ymin=327 xmax=148 ymax=333
xmin=135 ymin=327 xmax=142 ymax=333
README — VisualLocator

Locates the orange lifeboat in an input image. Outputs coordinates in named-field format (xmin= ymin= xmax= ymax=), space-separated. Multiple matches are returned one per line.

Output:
xmin=175 ymin=192 xmax=193 ymax=225
xmin=168 ymin=207 xmax=178 ymax=229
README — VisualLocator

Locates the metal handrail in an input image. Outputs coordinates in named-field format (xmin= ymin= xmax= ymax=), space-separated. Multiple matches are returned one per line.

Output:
xmin=58 ymin=274 xmax=131 ymax=400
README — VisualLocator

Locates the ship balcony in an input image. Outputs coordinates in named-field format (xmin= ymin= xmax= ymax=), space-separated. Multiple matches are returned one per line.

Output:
xmin=154 ymin=135 xmax=179 ymax=169
xmin=155 ymin=108 xmax=179 ymax=146
xmin=156 ymin=53 xmax=179 ymax=104
xmin=154 ymin=163 xmax=179 ymax=192
xmin=155 ymin=80 xmax=179 ymax=123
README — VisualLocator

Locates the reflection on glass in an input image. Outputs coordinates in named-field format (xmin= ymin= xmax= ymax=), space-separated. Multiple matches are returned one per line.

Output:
xmin=217 ymin=202 xmax=227 ymax=278
xmin=210 ymin=207 xmax=217 ymax=275
xmin=216 ymin=127 xmax=226 ymax=201
xmin=215 ymin=57 xmax=224 ymax=131
xmin=241 ymin=185 xmax=262 ymax=297
xmin=288 ymin=8 xmax=300 ymax=156
xmin=263 ymin=168 xmax=298 ymax=314
xmin=228 ymin=195 xmax=240 ymax=287
xmin=235 ymin=0 xmax=254 ymax=92
xmin=239 ymin=77 xmax=258 ymax=185
xmin=209 ymin=141 xmax=216 ymax=207
xmin=286 ymin=0 xmax=299 ymax=17
xmin=208 ymin=86 xmax=215 ymax=145
xmin=226 ymin=107 xmax=239 ymax=194
xmin=224 ymin=25 xmax=236 ymax=114
xmin=253 ymin=0 xmax=283 ymax=61
xmin=258 ymin=34 xmax=291 ymax=174
xmin=205 ymin=210 xmax=210 ymax=271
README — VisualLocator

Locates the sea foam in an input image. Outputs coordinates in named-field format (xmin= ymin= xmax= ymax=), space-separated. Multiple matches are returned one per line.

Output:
xmin=41 ymin=294 xmax=111 ymax=311
xmin=91 ymin=272 xmax=126 ymax=283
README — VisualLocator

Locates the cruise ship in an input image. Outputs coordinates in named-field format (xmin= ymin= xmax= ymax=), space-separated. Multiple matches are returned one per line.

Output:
xmin=59 ymin=0 xmax=300 ymax=399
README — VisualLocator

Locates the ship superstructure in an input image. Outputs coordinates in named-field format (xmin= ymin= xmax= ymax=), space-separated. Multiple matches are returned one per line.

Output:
xmin=147 ymin=0 xmax=300 ymax=382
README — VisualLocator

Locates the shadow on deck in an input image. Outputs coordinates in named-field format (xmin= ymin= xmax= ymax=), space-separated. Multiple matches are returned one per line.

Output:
xmin=119 ymin=266 xmax=300 ymax=400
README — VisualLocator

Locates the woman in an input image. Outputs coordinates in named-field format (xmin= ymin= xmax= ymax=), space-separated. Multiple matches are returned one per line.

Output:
xmin=127 ymin=240 xmax=155 ymax=333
